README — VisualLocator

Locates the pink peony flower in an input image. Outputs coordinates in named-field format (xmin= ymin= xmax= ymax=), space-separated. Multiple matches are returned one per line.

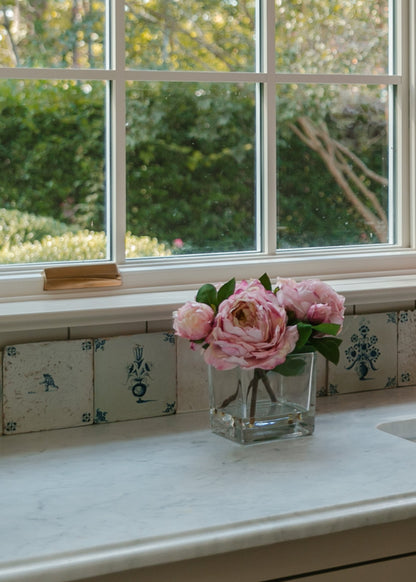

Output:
xmin=276 ymin=278 xmax=345 ymax=328
xmin=173 ymin=301 xmax=215 ymax=341
xmin=203 ymin=279 xmax=299 ymax=370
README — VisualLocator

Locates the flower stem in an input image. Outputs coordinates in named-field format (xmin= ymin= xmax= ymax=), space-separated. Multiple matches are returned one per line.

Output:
xmin=249 ymin=374 xmax=258 ymax=425
xmin=219 ymin=380 xmax=241 ymax=409
xmin=218 ymin=368 xmax=278 ymax=425
xmin=258 ymin=369 xmax=277 ymax=402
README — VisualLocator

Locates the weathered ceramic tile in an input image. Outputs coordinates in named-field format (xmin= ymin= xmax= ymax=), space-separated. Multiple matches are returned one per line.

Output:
xmin=94 ymin=332 xmax=176 ymax=423
xmin=328 ymin=313 xmax=398 ymax=394
xmin=176 ymin=337 xmax=210 ymax=413
xmin=3 ymin=340 xmax=93 ymax=435
xmin=398 ymin=310 xmax=416 ymax=386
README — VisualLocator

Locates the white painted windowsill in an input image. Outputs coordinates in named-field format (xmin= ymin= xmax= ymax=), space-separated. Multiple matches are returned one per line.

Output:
xmin=1 ymin=272 xmax=416 ymax=332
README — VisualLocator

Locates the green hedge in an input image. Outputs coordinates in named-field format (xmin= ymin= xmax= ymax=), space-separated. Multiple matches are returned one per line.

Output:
xmin=0 ymin=209 xmax=170 ymax=263
xmin=0 ymin=80 xmax=387 ymax=255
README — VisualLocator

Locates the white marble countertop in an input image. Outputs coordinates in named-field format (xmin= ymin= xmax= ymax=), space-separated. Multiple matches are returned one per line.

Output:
xmin=2 ymin=387 xmax=416 ymax=582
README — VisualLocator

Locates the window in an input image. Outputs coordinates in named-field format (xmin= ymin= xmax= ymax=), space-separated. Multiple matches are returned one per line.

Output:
xmin=0 ymin=1 xmax=412 ymax=306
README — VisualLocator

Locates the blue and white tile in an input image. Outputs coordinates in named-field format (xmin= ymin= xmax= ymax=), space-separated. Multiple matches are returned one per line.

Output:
xmin=328 ymin=313 xmax=398 ymax=394
xmin=397 ymin=310 xmax=416 ymax=387
xmin=176 ymin=337 xmax=210 ymax=413
xmin=94 ymin=332 xmax=176 ymax=423
xmin=2 ymin=340 xmax=93 ymax=435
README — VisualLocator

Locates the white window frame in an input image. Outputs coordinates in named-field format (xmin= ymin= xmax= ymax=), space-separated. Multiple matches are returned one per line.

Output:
xmin=0 ymin=0 xmax=415 ymax=331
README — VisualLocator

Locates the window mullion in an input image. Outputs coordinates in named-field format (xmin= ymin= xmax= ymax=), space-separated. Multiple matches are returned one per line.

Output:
xmin=406 ymin=0 xmax=416 ymax=249
xmin=108 ymin=0 xmax=126 ymax=265
xmin=261 ymin=0 xmax=277 ymax=256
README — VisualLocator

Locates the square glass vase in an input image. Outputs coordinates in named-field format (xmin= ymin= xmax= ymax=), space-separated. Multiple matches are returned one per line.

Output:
xmin=208 ymin=352 xmax=316 ymax=444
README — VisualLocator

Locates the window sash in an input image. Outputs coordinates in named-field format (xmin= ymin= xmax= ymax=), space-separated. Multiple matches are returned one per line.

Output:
xmin=0 ymin=0 xmax=412 ymax=302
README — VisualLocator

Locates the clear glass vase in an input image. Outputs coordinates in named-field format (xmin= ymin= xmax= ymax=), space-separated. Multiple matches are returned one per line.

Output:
xmin=208 ymin=352 xmax=316 ymax=444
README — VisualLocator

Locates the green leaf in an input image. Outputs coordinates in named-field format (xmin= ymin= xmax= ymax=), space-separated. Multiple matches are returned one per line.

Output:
xmin=196 ymin=283 xmax=217 ymax=309
xmin=295 ymin=322 xmax=312 ymax=350
xmin=217 ymin=277 xmax=236 ymax=304
xmin=309 ymin=337 xmax=343 ymax=365
xmin=273 ymin=357 xmax=306 ymax=377
xmin=311 ymin=322 xmax=341 ymax=336
xmin=259 ymin=272 xmax=272 ymax=291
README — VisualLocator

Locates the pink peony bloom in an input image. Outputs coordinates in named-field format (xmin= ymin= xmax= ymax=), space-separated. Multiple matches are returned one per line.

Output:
xmin=203 ymin=279 xmax=299 ymax=370
xmin=276 ymin=278 xmax=345 ymax=328
xmin=173 ymin=301 xmax=215 ymax=341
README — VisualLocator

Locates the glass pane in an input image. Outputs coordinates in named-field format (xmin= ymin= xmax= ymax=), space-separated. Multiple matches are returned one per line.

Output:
xmin=125 ymin=0 xmax=256 ymax=72
xmin=0 ymin=1 xmax=105 ymax=68
xmin=276 ymin=0 xmax=389 ymax=74
xmin=0 ymin=79 xmax=106 ymax=264
xmin=276 ymin=84 xmax=390 ymax=248
xmin=126 ymin=82 xmax=256 ymax=257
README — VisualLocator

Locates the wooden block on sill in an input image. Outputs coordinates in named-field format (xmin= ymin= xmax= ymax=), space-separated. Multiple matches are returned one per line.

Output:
xmin=43 ymin=264 xmax=122 ymax=290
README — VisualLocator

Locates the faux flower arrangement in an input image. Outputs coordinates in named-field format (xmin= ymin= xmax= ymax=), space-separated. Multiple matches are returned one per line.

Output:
xmin=173 ymin=273 xmax=345 ymax=375
xmin=173 ymin=273 xmax=345 ymax=432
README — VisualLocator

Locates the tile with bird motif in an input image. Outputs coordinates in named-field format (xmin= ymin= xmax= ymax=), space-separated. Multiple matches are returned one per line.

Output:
xmin=2 ymin=340 xmax=93 ymax=435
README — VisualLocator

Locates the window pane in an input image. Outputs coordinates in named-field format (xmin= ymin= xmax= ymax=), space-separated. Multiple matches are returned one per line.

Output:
xmin=126 ymin=82 xmax=256 ymax=256
xmin=0 ymin=79 xmax=106 ymax=264
xmin=276 ymin=84 xmax=390 ymax=248
xmin=276 ymin=0 xmax=389 ymax=75
xmin=125 ymin=0 xmax=256 ymax=72
xmin=0 ymin=1 xmax=105 ymax=68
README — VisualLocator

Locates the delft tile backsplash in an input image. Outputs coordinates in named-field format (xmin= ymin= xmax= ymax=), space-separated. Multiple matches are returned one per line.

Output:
xmin=397 ymin=311 xmax=416 ymax=387
xmin=328 ymin=313 xmax=398 ymax=395
xmin=94 ymin=332 xmax=176 ymax=423
xmin=1 ymin=310 xmax=416 ymax=436
xmin=3 ymin=340 xmax=93 ymax=434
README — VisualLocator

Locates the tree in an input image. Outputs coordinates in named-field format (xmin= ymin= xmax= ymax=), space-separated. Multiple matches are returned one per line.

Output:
xmin=0 ymin=0 xmax=391 ymax=256
xmin=290 ymin=117 xmax=388 ymax=242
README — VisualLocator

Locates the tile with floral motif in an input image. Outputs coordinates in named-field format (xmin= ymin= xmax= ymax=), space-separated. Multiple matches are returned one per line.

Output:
xmin=93 ymin=332 xmax=176 ymax=423
xmin=328 ymin=313 xmax=397 ymax=394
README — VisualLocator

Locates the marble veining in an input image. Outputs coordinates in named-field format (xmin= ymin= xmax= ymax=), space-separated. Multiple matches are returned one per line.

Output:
xmin=1 ymin=389 xmax=416 ymax=581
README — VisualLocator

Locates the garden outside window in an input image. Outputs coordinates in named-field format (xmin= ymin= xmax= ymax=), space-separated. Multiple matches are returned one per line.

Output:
xmin=0 ymin=1 xmax=413 ymax=320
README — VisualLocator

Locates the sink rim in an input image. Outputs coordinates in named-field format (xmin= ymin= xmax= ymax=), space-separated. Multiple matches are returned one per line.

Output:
xmin=377 ymin=416 xmax=416 ymax=442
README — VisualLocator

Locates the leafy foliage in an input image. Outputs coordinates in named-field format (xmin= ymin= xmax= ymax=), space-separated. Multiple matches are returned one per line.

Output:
xmin=0 ymin=210 xmax=170 ymax=263
xmin=196 ymin=277 xmax=236 ymax=311
xmin=0 ymin=0 xmax=390 ymax=262
xmin=0 ymin=209 xmax=71 ymax=247
xmin=0 ymin=79 xmax=105 ymax=232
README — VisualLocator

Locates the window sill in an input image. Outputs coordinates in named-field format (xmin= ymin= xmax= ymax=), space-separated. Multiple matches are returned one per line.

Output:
xmin=0 ymin=272 xmax=416 ymax=333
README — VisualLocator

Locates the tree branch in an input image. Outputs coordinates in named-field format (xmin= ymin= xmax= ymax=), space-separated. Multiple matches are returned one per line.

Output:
xmin=290 ymin=117 xmax=388 ymax=242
